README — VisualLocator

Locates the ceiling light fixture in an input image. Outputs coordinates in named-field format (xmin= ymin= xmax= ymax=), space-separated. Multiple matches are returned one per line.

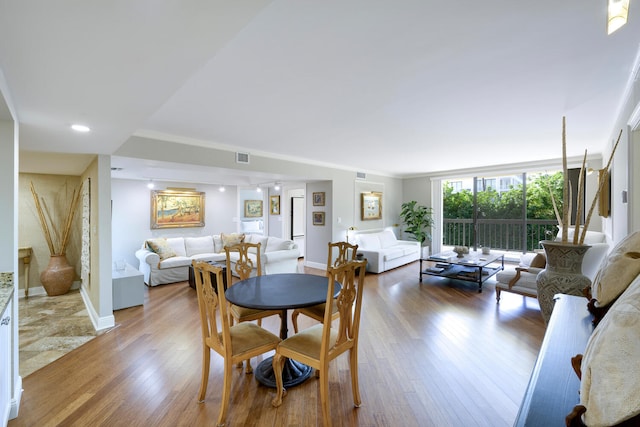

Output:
xmin=71 ymin=124 xmax=91 ymax=132
xmin=607 ymin=0 xmax=630 ymax=34
xmin=274 ymin=182 xmax=281 ymax=191
xmin=256 ymin=185 xmax=262 ymax=193
xmin=219 ymin=185 xmax=226 ymax=192
xmin=147 ymin=179 xmax=155 ymax=189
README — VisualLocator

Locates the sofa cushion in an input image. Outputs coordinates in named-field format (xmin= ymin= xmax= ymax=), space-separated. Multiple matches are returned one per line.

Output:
xmin=166 ymin=237 xmax=187 ymax=257
xmin=579 ymin=273 xmax=640 ymax=426
xmin=529 ymin=253 xmax=546 ymax=268
xmin=357 ymin=233 xmax=381 ymax=250
xmin=220 ymin=232 xmax=245 ymax=251
xmin=591 ymin=231 xmax=640 ymax=307
xmin=378 ymin=230 xmax=398 ymax=249
xmin=146 ymin=238 xmax=178 ymax=260
xmin=245 ymin=234 xmax=268 ymax=254
xmin=383 ymin=248 xmax=405 ymax=262
xmin=158 ymin=255 xmax=191 ymax=268
xmin=184 ymin=235 xmax=214 ymax=257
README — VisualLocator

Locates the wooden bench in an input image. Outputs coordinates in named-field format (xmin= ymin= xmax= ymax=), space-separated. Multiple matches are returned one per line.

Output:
xmin=514 ymin=294 xmax=594 ymax=426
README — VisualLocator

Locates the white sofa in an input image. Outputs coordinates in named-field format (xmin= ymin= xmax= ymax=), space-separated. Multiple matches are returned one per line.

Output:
xmin=135 ymin=233 xmax=300 ymax=286
xmin=495 ymin=228 xmax=610 ymax=301
xmin=351 ymin=228 xmax=420 ymax=273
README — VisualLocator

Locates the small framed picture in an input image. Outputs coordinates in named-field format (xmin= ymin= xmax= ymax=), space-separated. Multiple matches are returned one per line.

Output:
xmin=312 ymin=211 xmax=325 ymax=226
xmin=313 ymin=192 xmax=325 ymax=206
xmin=270 ymin=195 xmax=280 ymax=215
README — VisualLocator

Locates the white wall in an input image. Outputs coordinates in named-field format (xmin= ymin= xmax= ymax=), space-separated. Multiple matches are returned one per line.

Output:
xmin=111 ymin=179 xmax=238 ymax=268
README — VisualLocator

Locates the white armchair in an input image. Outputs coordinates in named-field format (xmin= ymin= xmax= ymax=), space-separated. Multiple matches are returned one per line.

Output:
xmin=495 ymin=228 xmax=609 ymax=302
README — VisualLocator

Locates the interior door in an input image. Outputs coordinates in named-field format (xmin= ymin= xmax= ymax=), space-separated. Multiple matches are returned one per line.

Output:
xmin=291 ymin=196 xmax=305 ymax=257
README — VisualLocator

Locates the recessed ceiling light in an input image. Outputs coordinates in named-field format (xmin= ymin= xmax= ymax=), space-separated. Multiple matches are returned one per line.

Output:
xmin=71 ymin=124 xmax=91 ymax=132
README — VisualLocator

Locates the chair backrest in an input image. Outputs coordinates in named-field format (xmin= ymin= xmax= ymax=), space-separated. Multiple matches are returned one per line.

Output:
xmin=327 ymin=241 xmax=358 ymax=270
xmin=192 ymin=260 xmax=231 ymax=356
xmin=225 ymin=242 xmax=262 ymax=283
xmin=322 ymin=259 xmax=367 ymax=357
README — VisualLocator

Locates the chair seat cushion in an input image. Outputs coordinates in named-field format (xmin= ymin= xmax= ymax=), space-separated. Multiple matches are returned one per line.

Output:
xmin=230 ymin=304 xmax=270 ymax=321
xmin=279 ymin=324 xmax=337 ymax=359
xmin=299 ymin=301 xmax=338 ymax=319
xmin=225 ymin=322 xmax=280 ymax=355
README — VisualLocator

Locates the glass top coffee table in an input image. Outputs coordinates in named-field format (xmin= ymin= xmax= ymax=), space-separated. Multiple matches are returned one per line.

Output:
xmin=420 ymin=250 xmax=504 ymax=292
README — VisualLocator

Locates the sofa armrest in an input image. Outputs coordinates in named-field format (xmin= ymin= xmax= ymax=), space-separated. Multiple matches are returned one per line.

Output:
xmin=135 ymin=248 xmax=159 ymax=266
xmin=354 ymin=249 xmax=383 ymax=273
xmin=263 ymin=248 xmax=300 ymax=264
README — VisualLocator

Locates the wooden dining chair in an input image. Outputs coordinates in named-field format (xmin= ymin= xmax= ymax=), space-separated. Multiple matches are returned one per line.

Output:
xmin=291 ymin=241 xmax=358 ymax=333
xmin=192 ymin=260 xmax=280 ymax=427
xmin=272 ymin=259 xmax=367 ymax=427
xmin=225 ymin=242 xmax=281 ymax=372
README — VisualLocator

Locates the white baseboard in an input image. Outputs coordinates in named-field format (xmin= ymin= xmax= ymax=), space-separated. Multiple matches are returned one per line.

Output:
xmin=80 ymin=286 xmax=115 ymax=331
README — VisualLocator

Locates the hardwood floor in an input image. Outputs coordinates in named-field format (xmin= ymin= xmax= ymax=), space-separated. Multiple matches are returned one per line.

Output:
xmin=9 ymin=262 xmax=545 ymax=427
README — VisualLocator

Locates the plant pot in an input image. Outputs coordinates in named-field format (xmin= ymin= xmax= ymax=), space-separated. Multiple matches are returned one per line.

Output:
xmin=536 ymin=240 xmax=591 ymax=323
xmin=40 ymin=254 xmax=75 ymax=296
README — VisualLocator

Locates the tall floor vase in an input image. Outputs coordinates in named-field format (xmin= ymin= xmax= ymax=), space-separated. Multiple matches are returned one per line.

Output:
xmin=536 ymin=241 xmax=591 ymax=323
xmin=40 ymin=254 xmax=75 ymax=296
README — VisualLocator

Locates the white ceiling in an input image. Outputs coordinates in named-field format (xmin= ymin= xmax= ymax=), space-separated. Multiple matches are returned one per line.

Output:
xmin=2 ymin=1 xmax=639 ymax=184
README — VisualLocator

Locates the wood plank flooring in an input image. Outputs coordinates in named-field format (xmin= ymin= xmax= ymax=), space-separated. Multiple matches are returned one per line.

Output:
xmin=9 ymin=262 xmax=545 ymax=427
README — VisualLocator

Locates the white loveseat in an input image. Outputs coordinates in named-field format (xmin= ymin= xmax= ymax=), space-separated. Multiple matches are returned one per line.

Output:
xmin=135 ymin=233 xmax=300 ymax=286
xmin=351 ymin=228 xmax=420 ymax=273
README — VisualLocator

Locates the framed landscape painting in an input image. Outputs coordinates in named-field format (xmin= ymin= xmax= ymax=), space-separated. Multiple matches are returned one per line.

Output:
xmin=151 ymin=189 xmax=205 ymax=229
xmin=361 ymin=192 xmax=382 ymax=220
xmin=244 ymin=199 xmax=263 ymax=218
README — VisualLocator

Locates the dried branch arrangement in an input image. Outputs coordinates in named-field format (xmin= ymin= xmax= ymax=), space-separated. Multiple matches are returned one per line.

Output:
xmin=551 ymin=117 xmax=622 ymax=244
xmin=30 ymin=181 xmax=82 ymax=255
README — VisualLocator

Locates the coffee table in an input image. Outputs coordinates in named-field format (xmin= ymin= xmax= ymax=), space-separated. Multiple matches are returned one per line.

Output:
xmin=420 ymin=250 xmax=504 ymax=292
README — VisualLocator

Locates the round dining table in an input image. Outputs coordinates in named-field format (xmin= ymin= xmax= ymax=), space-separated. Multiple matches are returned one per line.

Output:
xmin=225 ymin=273 xmax=341 ymax=388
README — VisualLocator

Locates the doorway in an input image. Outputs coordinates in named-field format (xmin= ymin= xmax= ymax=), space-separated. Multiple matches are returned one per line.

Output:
xmin=290 ymin=195 xmax=305 ymax=257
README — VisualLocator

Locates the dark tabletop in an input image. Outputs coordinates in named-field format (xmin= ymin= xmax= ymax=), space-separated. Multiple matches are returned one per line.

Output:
xmin=225 ymin=273 xmax=340 ymax=310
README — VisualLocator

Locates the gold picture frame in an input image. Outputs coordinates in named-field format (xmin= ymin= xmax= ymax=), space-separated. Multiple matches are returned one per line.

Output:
xmin=244 ymin=199 xmax=263 ymax=218
xmin=312 ymin=211 xmax=325 ymax=226
xmin=151 ymin=189 xmax=205 ymax=229
xmin=270 ymin=195 xmax=280 ymax=215
xmin=361 ymin=192 xmax=382 ymax=220
xmin=313 ymin=192 xmax=325 ymax=206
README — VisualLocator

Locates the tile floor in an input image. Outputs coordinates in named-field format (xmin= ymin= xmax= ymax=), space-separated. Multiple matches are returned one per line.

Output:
xmin=18 ymin=290 xmax=98 ymax=377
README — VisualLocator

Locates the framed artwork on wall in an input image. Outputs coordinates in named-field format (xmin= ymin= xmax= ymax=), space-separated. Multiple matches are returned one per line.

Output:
xmin=244 ymin=199 xmax=263 ymax=218
xmin=270 ymin=195 xmax=280 ymax=215
xmin=361 ymin=191 xmax=382 ymax=220
xmin=151 ymin=189 xmax=205 ymax=229
xmin=313 ymin=192 xmax=325 ymax=206
xmin=312 ymin=211 xmax=325 ymax=226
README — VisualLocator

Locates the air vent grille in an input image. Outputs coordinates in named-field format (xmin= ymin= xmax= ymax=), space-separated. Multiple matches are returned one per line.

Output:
xmin=236 ymin=152 xmax=250 ymax=164
xmin=356 ymin=171 xmax=366 ymax=180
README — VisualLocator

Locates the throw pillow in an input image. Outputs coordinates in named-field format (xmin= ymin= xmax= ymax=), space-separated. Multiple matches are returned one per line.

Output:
xmin=529 ymin=253 xmax=546 ymax=269
xmin=145 ymin=238 xmax=177 ymax=261
xmin=578 ymin=273 xmax=640 ymax=426
xmin=591 ymin=231 xmax=640 ymax=308
xmin=220 ymin=232 xmax=245 ymax=250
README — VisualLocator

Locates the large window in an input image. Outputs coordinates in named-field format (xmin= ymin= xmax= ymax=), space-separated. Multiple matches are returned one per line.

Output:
xmin=442 ymin=170 xmax=581 ymax=253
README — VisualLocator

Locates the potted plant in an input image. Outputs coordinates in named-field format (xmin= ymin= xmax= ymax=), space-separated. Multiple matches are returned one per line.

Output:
xmin=400 ymin=200 xmax=434 ymax=258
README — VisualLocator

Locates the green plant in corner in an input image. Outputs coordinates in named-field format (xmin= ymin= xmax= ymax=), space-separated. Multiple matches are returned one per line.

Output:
xmin=400 ymin=200 xmax=434 ymax=246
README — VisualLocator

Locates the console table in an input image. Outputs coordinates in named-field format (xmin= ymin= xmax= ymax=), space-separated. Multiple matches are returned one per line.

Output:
xmin=18 ymin=247 xmax=32 ymax=298
xmin=420 ymin=250 xmax=504 ymax=292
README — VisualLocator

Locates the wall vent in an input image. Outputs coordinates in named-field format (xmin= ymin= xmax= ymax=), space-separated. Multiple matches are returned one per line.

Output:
xmin=236 ymin=152 xmax=250 ymax=164
xmin=356 ymin=171 xmax=366 ymax=180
